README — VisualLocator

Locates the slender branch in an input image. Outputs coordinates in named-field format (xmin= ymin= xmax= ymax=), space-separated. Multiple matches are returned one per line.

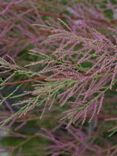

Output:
xmin=0 ymin=76 xmax=48 ymax=87
xmin=1 ymin=3 xmax=64 ymax=19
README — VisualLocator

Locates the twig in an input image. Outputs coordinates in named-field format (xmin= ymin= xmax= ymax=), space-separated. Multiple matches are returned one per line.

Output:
xmin=0 ymin=76 xmax=48 ymax=87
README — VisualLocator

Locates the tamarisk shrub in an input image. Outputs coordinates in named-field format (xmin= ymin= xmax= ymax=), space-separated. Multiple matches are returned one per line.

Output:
xmin=0 ymin=0 xmax=65 ymax=59
xmin=1 ymin=0 xmax=117 ymax=156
